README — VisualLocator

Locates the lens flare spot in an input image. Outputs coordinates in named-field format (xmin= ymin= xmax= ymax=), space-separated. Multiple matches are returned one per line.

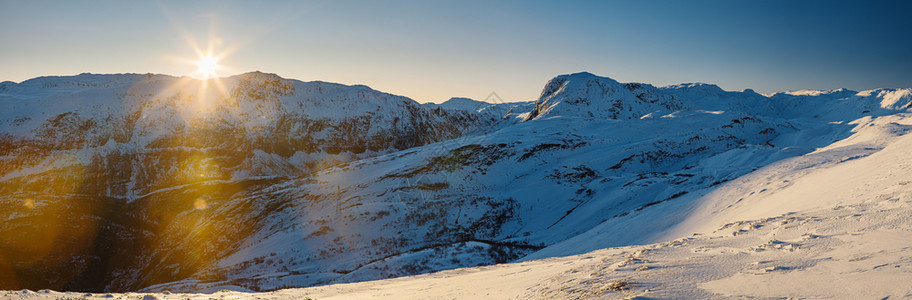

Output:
xmin=194 ymin=198 xmax=208 ymax=210
xmin=22 ymin=199 xmax=35 ymax=209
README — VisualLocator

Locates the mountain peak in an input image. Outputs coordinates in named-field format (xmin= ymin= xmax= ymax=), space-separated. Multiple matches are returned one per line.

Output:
xmin=525 ymin=72 xmax=679 ymax=121
xmin=557 ymin=71 xmax=606 ymax=80
xmin=662 ymin=83 xmax=726 ymax=97
xmin=233 ymin=70 xmax=282 ymax=79
xmin=774 ymin=88 xmax=857 ymax=97
xmin=440 ymin=97 xmax=486 ymax=107
xmin=229 ymin=71 xmax=289 ymax=84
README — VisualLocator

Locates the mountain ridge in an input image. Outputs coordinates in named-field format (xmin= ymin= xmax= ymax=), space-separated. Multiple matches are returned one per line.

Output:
xmin=1 ymin=71 xmax=911 ymax=293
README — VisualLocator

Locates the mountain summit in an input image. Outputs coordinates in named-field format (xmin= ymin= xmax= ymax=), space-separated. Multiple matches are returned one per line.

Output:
xmin=524 ymin=72 xmax=684 ymax=120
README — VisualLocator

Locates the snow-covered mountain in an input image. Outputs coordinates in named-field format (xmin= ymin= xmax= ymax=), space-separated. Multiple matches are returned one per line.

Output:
xmin=1 ymin=71 xmax=910 ymax=296
xmin=0 ymin=72 xmax=515 ymax=291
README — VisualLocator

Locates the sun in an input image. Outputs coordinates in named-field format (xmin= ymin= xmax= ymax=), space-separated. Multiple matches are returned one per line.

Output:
xmin=195 ymin=54 xmax=220 ymax=78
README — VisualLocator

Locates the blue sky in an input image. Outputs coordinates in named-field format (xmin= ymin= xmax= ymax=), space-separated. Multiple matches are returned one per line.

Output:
xmin=1 ymin=0 xmax=910 ymax=102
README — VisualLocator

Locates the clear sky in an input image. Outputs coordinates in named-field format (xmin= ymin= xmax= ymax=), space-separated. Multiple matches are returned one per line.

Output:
xmin=1 ymin=0 xmax=910 ymax=103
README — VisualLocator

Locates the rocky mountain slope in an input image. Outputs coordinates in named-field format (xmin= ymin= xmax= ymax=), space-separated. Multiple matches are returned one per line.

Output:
xmin=0 ymin=72 xmax=513 ymax=291
xmin=1 ymin=71 xmax=910 ymax=294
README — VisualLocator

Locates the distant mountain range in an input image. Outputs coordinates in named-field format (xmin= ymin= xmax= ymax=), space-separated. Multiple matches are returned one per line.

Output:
xmin=1 ymin=71 xmax=909 ymax=293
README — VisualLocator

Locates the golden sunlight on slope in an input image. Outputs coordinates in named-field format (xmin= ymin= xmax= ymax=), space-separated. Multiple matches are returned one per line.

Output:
xmin=0 ymin=155 xmax=98 ymax=290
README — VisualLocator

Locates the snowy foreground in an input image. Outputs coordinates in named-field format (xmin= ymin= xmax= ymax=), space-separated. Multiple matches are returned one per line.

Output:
xmin=4 ymin=81 xmax=912 ymax=298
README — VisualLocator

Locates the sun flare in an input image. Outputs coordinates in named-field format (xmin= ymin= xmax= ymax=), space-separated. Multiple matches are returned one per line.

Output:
xmin=195 ymin=54 xmax=220 ymax=78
